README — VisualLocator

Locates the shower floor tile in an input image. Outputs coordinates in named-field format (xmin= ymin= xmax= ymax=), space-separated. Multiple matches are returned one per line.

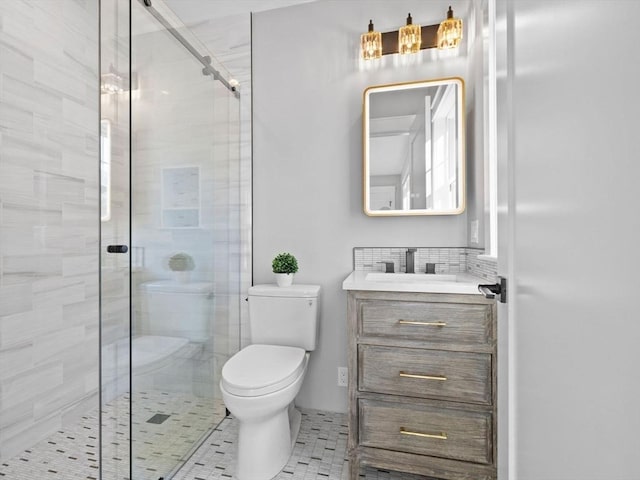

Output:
xmin=0 ymin=389 xmax=225 ymax=480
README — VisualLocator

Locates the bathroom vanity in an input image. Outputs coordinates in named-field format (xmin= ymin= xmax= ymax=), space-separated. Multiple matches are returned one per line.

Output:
xmin=343 ymin=272 xmax=497 ymax=480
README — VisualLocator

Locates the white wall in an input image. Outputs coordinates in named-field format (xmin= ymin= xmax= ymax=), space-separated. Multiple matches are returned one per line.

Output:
xmin=253 ymin=0 xmax=487 ymax=412
xmin=502 ymin=1 xmax=640 ymax=478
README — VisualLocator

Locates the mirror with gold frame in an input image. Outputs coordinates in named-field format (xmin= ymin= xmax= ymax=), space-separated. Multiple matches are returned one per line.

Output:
xmin=363 ymin=77 xmax=465 ymax=216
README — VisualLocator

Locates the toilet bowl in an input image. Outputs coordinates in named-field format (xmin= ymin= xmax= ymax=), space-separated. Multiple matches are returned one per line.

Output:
xmin=220 ymin=344 xmax=309 ymax=480
xmin=220 ymin=284 xmax=321 ymax=480
xmin=101 ymin=335 xmax=191 ymax=402
xmin=131 ymin=280 xmax=215 ymax=395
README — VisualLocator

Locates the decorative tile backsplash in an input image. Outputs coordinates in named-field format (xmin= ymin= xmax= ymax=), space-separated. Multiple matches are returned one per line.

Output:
xmin=466 ymin=249 xmax=499 ymax=281
xmin=353 ymin=247 xmax=497 ymax=281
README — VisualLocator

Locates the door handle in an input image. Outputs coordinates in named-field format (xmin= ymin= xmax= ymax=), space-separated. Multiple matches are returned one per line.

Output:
xmin=106 ymin=245 xmax=129 ymax=254
xmin=478 ymin=277 xmax=507 ymax=303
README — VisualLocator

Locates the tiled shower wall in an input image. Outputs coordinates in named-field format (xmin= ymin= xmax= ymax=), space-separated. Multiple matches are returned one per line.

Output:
xmin=353 ymin=247 xmax=497 ymax=281
xmin=189 ymin=11 xmax=253 ymax=351
xmin=130 ymin=19 xmax=241 ymax=364
xmin=0 ymin=0 xmax=99 ymax=460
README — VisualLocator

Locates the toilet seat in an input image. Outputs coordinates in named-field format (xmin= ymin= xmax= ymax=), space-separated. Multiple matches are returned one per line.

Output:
xmin=221 ymin=344 xmax=307 ymax=397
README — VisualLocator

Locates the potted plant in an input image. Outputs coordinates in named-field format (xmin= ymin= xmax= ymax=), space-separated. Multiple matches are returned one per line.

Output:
xmin=272 ymin=252 xmax=298 ymax=287
xmin=168 ymin=252 xmax=195 ymax=283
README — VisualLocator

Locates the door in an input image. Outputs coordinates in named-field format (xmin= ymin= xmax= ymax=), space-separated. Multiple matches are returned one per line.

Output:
xmin=129 ymin=0 xmax=241 ymax=478
xmin=99 ymin=0 xmax=242 ymax=478
xmin=497 ymin=1 xmax=640 ymax=478
xmin=370 ymin=185 xmax=396 ymax=210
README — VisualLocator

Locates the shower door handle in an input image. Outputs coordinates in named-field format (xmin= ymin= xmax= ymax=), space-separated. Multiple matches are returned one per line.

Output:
xmin=106 ymin=245 xmax=129 ymax=254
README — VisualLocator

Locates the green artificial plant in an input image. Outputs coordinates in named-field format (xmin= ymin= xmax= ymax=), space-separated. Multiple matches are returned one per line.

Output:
xmin=168 ymin=252 xmax=195 ymax=272
xmin=271 ymin=252 xmax=299 ymax=274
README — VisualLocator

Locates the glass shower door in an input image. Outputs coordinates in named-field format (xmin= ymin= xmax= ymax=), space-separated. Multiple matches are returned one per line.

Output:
xmin=129 ymin=0 xmax=240 ymax=478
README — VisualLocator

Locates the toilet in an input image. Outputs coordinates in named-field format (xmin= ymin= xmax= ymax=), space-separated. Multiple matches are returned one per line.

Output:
xmin=140 ymin=280 xmax=214 ymax=343
xmin=102 ymin=280 xmax=215 ymax=401
xmin=220 ymin=284 xmax=321 ymax=480
xmin=136 ymin=280 xmax=214 ymax=393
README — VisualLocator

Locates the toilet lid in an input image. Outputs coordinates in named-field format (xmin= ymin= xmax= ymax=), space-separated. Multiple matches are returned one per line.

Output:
xmin=221 ymin=344 xmax=307 ymax=397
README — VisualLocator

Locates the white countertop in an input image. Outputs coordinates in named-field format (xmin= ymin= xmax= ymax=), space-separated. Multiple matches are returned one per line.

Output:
xmin=342 ymin=271 xmax=487 ymax=295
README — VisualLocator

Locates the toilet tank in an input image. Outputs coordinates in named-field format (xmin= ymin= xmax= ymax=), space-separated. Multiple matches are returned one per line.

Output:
xmin=140 ymin=280 xmax=214 ymax=343
xmin=248 ymin=284 xmax=321 ymax=351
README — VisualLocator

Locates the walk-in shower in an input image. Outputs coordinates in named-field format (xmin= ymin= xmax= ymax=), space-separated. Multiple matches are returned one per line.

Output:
xmin=0 ymin=0 xmax=243 ymax=478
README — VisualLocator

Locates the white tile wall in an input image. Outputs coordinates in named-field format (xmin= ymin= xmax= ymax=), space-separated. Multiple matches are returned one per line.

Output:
xmin=1 ymin=0 xmax=250 ymax=468
xmin=189 ymin=12 xmax=252 ymax=350
xmin=129 ymin=18 xmax=243 ymax=363
xmin=0 ymin=0 xmax=100 ymax=460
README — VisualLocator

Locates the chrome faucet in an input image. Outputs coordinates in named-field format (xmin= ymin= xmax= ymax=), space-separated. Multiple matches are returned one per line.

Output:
xmin=377 ymin=261 xmax=395 ymax=273
xmin=405 ymin=248 xmax=417 ymax=273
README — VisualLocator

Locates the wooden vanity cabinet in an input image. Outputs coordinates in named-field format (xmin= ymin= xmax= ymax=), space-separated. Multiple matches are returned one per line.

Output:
xmin=346 ymin=290 xmax=497 ymax=480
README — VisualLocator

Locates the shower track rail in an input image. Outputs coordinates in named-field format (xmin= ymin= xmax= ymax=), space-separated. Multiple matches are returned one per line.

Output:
xmin=139 ymin=0 xmax=240 ymax=98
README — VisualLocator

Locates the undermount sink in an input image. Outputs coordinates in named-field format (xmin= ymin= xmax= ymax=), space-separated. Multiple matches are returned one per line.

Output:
xmin=343 ymin=271 xmax=484 ymax=294
xmin=364 ymin=272 xmax=458 ymax=283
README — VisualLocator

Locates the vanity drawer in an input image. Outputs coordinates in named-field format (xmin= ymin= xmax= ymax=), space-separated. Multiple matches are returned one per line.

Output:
xmin=359 ymin=345 xmax=492 ymax=405
xmin=359 ymin=399 xmax=492 ymax=465
xmin=360 ymin=300 xmax=492 ymax=345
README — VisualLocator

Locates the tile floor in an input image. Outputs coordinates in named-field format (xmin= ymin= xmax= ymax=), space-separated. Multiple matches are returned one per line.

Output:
xmin=1 ymin=398 xmax=432 ymax=480
xmin=0 ymin=389 xmax=224 ymax=480
xmin=175 ymin=409 xmax=432 ymax=480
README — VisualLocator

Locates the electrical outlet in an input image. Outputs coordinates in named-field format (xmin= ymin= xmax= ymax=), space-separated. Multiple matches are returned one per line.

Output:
xmin=337 ymin=367 xmax=348 ymax=387
xmin=471 ymin=219 xmax=479 ymax=244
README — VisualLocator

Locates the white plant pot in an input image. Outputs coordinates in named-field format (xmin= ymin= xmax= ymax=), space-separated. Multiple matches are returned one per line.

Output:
xmin=174 ymin=271 xmax=191 ymax=283
xmin=275 ymin=273 xmax=294 ymax=287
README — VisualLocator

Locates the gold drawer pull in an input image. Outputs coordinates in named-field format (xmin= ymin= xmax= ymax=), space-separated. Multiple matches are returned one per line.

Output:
xmin=400 ymin=427 xmax=447 ymax=440
xmin=398 ymin=320 xmax=447 ymax=327
xmin=399 ymin=371 xmax=447 ymax=381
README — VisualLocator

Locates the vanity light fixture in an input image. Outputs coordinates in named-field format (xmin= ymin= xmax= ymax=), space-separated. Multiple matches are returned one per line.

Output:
xmin=101 ymin=64 xmax=138 ymax=94
xmin=398 ymin=13 xmax=421 ymax=55
xmin=361 ymin=20 xmax=382 ymax=60
xmin=360 ymin=6 xmax=463 ymax=61
xmin=437 ymin=6 xmax=463 ymax=49
xmin=101 ymin=69 xmax=125 ymax=94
